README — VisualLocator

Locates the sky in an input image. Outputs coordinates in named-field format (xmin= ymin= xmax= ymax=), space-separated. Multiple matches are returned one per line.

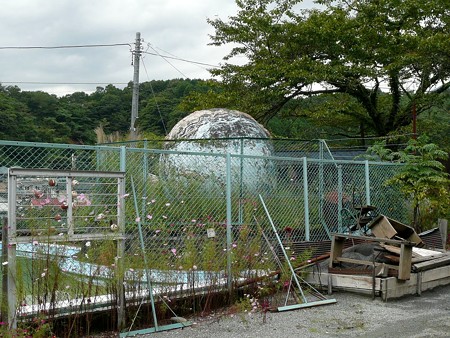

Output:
xmin=0 ymin=0 xmax=317 ymax=97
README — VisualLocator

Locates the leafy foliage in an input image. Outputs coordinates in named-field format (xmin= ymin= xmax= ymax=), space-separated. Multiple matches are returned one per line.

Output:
xmin=0 ymin=79 xmax=208 ymax=143
xmin=205 ymin=0 xmax=450 ymax=136
xmin=367 ymin=136 xmax=450 ymax=231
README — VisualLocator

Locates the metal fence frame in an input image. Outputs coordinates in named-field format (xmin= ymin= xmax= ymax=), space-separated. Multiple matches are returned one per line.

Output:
xmin=0 ymin=139 xmax=406 ymax=331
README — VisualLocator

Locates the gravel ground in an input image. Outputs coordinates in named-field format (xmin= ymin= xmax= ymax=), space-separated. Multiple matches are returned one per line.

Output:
xmin=122 ymin=284 xmax=450 ymax=338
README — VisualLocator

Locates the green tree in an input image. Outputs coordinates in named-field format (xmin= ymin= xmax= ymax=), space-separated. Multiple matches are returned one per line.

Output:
xmin=88 ymin=84 xmax=132 ymax=135
xmin=206 ymin=0 xmax=450 ymax=137
xmin=59 ymin=92 xmax=97 ymax=144
xmin=0 ymin=89 xmax=41 ymax=141
xmin=368 ymin=136 xmax=450 ymax=232
xmin=139 ymin=79 xmax=212 ymax=136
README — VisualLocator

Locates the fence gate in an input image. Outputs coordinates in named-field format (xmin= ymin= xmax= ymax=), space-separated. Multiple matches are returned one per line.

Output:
xmin=6 ymin=168 xmax=126 ymax=330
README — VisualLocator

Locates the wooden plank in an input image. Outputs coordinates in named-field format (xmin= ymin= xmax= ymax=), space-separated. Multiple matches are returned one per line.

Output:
xmin=382 ymin=266 xmax=450 ymax=300
xmin=380 ymin=244 xmax=431 ymax=259
xmin=438 ymin=219 xmax=448 ymax=250
xmin=331 ymin=233 xmax=414 ymax=246
xmin=306 ymin=265 xmax=450 ymax=301
xmin=332 ymin=274 xmax=381 ymax=292
xmin=382 ymin=275 xmax=419 ymax=300
xmin=329 ymin=236 xmax=344 ymax=268
xmin=398 ymin=244 xmax=412 ymax=280
xmin=370 ymin=216 xmax=398 ymax=239
xmin=412 ymin=254 xmax=450 ymax=272
xmin=328 ymin=267 xmax=372 ymax=275
xmin=335 ymin=256 xmax=374 ymax=266
xmin=421 ymin=265 xmax=450 ymax=283
xmin=304 ymin=271 xmax=382 ymax=292
xmin=413 ymin=247 xmax=445 ymax=256
xmin=381 ymin=245 xmax=448 ymax=264
xmin=369 ymin=216 xmax=423 ymax=246
xmin=384 ymin=254 xmax=400 ymax=263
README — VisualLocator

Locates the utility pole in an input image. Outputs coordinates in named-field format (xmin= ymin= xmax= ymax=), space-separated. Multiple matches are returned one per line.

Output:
xmin=130 ymin=32 xmax=141 ymax=141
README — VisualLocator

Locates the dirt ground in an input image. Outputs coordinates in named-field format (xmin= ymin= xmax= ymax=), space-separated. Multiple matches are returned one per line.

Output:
xmin=112 ymin=283 xmax=450 ymax=338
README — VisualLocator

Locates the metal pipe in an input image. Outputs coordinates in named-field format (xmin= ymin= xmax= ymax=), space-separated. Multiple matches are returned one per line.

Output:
xmin=319 ymin=141 xmax=324 ymax=235
xmin=120 ymin=146 xmax=126 ymax=172
xmin=131 ymin=176 xmax=159 ymax=330
xmin=303 ymin=157 xmax=310 ymax=241
xmin=259 ymin=195 xmax=307 ymax=303
xmin=226 ymin=153 xmax=232 ymax=296
xmin=7 ymin=170 xmax=17 ymax=329
xmin=365 ymin=160 xmax=371 ymax=205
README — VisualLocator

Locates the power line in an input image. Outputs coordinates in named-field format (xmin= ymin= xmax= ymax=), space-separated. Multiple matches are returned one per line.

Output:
xmin=0 ymin=42 xmax=221 ymax=68
xmin=146 ymin=43 xmax=188 ymax=79
xmin=0 ymin=43 xmax=131 ymax=50
xmin=140 ymin=56 xmax=168 ymax=135
xmin=142 ymin=50 xmax=220 ymax=68
xmin=1 ymin=81 xmax=129 ymax=85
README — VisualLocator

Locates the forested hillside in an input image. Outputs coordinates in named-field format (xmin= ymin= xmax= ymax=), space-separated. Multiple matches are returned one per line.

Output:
xmin=1 ymin=78 xmax=449 ymax=152
xmin=0 ymin=79 xmax=208 ymax=144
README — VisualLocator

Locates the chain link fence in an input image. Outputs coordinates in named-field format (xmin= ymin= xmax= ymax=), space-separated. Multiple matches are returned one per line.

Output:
xmin=0 ymin=139 xmax=407 ymax=332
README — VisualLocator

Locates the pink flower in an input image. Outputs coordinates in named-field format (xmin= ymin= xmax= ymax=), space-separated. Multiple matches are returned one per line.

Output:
xmin=135 ymin=217 xmax=141 ymax=222
xmin=170 ymin=248 xmax=177 ymax=256
xmin=146 ymin=214 xmax=153 ymax=220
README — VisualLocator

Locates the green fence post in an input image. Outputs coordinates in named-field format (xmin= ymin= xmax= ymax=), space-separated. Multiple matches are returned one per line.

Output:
xmin=365 ymin=160 xmax=371 ymax=205
xmin=1 ymin=217 xmax=7 ymax=324
xmin=120 ymin=146 xmax=126 ymax=172
xmin=7 ymin=171 xmax=17 ymax=330
xmin=337 ymin=165 xmax=343 ymax=233
xmin=303 ymin=157 xmax=310 ymax=241
xmin=239 ymin=138 xmax=244 ymax=225
xmin=118 ymin=146 xmax=126 ymax=330
xmin=96 ymin=146 xmax=101 ymax=171
xmin=142 ymin=140 xmax=148 ymax=220
xmin=226 ymin=153 xmax=232 ymax=297
xmin=319 ymin=141 xmax=324 ymax=232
